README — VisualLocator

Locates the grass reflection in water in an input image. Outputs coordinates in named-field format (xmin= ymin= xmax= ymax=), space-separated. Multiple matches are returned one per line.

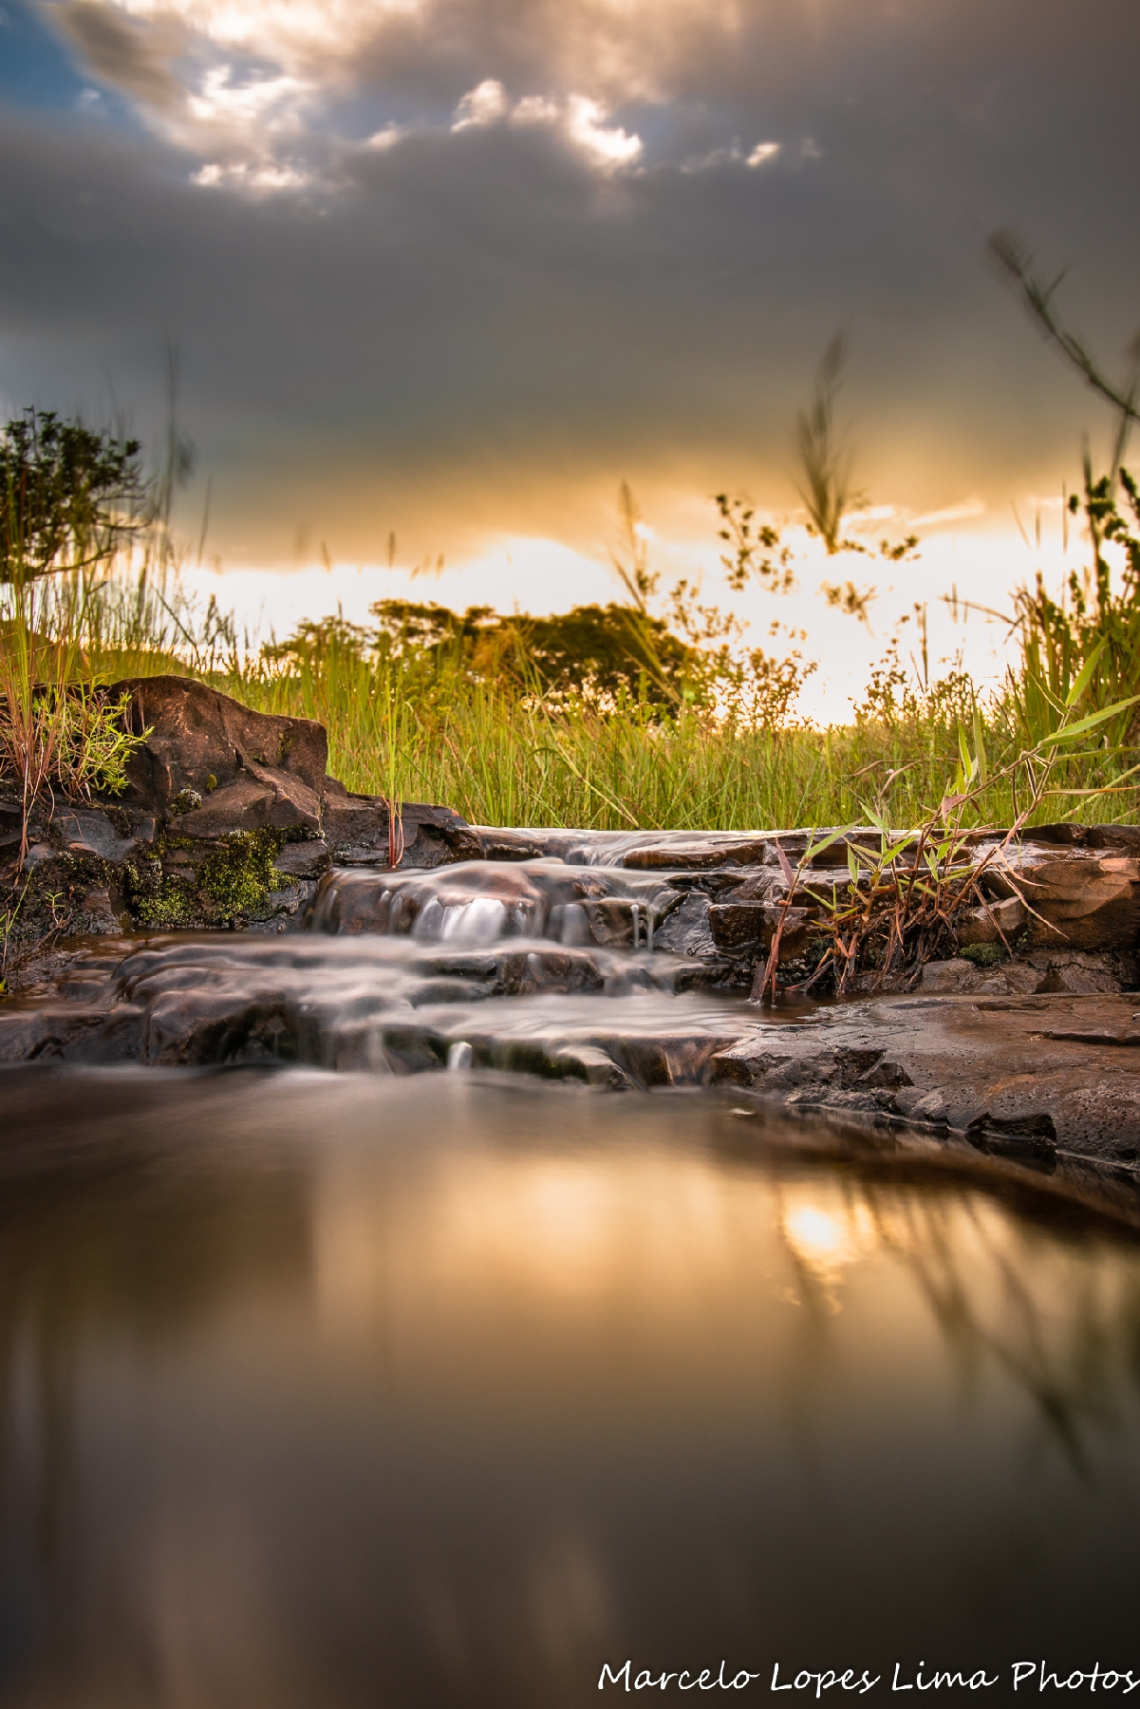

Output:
xmin=0 ymin=1068 xmax=1136 ymax=1709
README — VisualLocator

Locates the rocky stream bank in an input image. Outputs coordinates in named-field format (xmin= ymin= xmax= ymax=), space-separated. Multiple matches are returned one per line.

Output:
xmin=5 ymin=676 xmax=1140 ymax=1223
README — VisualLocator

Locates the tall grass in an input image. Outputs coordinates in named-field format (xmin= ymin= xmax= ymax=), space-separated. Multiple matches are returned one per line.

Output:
xmin=202 ymin=642 xmax=1138 ymax=831
xmin=4 ymin=515 xmax=1140 ymax=837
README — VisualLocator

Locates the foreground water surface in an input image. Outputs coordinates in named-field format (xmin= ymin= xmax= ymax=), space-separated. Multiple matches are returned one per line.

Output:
xmin=0 ymin=1069 xmax=1138 ymax=1707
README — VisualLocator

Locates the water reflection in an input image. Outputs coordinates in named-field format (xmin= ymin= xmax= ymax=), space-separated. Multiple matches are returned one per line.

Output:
xmin=0 ymin=1070 xmax=1137 ymax=1707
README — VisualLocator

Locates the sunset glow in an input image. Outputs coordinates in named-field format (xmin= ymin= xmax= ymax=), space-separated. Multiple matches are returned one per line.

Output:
xmin=0 ymin=0 xmax=1130 ymax=694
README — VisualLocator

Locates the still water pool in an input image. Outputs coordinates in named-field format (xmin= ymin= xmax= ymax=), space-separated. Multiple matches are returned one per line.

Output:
xmin=0 ymin=1068 xmax=1137 ymax=1707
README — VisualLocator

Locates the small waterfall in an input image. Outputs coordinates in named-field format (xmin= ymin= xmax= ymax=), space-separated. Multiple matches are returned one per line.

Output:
xmin=401 ymin=898 xmax=511 ymax=945
xmin=440 ymin=898 xmax=509 ymax=944
xmin=561 ymin=903 xmax=591 ymax=946
xmin=447 ymin=1041 xmax=474 ymax=1071
xmin=631 ymin=902 xmax=641 ymax=950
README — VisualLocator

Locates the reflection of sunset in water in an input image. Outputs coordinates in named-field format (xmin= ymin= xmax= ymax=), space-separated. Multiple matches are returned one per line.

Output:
xmin=780 ymin=1195 xmax=878 ymax=1284
xmin=0 ymin=1071 xmax=1138 ymax=1708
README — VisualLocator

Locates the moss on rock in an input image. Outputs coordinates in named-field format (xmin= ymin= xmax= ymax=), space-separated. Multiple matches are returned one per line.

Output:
xmin=128 ymin=829 xmax=287 ymax=928
xmin=959 ymin=941 xmax=1010 ymax=968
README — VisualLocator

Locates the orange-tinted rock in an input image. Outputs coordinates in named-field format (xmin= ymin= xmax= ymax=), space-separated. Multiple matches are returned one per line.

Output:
xmin=112 ymin=675 xmax=328 ymax=806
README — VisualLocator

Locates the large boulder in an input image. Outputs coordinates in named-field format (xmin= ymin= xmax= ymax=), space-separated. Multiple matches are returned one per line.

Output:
xmin=113 ymin=676 xmax=328 ymax=809
xmin=0 ymin=676 xmax=474 ymax=950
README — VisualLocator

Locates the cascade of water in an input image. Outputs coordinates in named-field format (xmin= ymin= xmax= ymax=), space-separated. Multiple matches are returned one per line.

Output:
xmin=413 ymin=897 xmax=445 ymax=938
xmin=439 ymin=899 xmax=509 ymax=944
xmin=631 ymin=902 xmax=641 ymax=950
xmin=561 ymin=903 xmax=590 ymax=946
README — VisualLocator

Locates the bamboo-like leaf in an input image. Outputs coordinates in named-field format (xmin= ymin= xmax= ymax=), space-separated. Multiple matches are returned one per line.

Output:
xmin=804 ymin=825 xmax=854 ymax=863
xmin=972 ymin=702 xmax=988 ymax=785
xmin=1064 ymin=637 xmax=1106 ymax=709
xmin=1039 ymin=694 xmax=1140 ymax=745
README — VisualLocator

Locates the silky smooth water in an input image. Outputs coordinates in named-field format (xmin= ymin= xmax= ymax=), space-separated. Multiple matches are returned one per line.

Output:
xmin=0 ymin=1068 xmax=1137 ymax=1708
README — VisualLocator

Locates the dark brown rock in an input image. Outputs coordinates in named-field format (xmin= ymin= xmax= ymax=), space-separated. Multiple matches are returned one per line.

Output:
xmin=112 ymin=675 xmax=328 ymax=807
xmin=709 ymin=900 xmax=811 ymax=958
xmin=321 ymin=795 xmax=480 ymax=868
xmin=621 ymin=837 xmax=772 ymax=870
xmin=174 ymin=767 xmax=323 ymax=837
xmin=975 ymin=844 xmax=1140 ymax=951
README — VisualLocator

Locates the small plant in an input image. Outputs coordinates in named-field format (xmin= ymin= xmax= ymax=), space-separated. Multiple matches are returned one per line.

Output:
xmin=716 ymin=494 xmax=795 ymax=593
xmin=0 ymin=879 xmax=28 ymax=995
xmin=0 ymin=565 xmax=150 ymax=863
xmin=754 ymin=651 xmax=1140 ymax=1001
xmin=988 ymin=228 xmax=1140 ymax=747
xmin=959 ymin=942 xmax=1008 ymax=967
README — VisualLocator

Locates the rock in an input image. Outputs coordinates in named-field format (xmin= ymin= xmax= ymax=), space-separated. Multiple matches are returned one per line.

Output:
xmin=52 ymin=808 xmax=141 ymax=864
xmin=113 ymin=675 xmax=328 ymax=807
xmin=710 ymin=900 xmax=812 ymax=960
xmin=976 ymin=843 xmax=1140 ymax=951
xmin=921 ymin=958 xmax=1041 ymax=996
xmin=955 ymin=896 xmax=1028 ymax=945
xmin=75 ymin=886 xmax=127 ymax=934
xmin=321 ymin=795 xmax=479 ymax=868
xmin=917 ymin=949 xmax=1129 ymax=998
xmin=653 ymin=892 xmax=718 ymax=959
xmin=175 ymin=768 xmax=323 ymax=837
xmin=0 ymin=677 xmax=473 ymax=936
xmin=621 ymin=837 xmax=772 ymax=870
xmin=273 ymin=840 xmax=330 ymax=879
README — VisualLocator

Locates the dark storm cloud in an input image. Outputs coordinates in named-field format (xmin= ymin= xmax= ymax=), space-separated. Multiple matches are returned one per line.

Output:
xmin=51 ymin=0 xmax=185 ymax=111
xmin=1 ymin=0 xmax=1139 ymax=564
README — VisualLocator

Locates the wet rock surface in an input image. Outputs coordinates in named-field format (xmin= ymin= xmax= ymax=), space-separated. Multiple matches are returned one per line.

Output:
xmin=2 ymin=847 xmax=1140 ymax=1221
xmin=5 ymin=680 xmax=1140 ymax=1219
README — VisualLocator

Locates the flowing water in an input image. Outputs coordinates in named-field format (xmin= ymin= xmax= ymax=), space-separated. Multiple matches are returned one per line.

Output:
xmin=0 ymin=1067 xmax=1138 ymax=1709
xmin=2 ymin=846 xmax=1139 ymax=1704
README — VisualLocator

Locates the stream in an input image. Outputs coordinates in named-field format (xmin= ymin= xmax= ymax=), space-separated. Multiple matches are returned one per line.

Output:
xmin=0 ymin=846 xmax=1138 ymax=1705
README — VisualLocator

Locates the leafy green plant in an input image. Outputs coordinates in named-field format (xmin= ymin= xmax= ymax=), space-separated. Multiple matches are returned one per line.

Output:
xmin=756 ymin=655 xmax=1140 ymax=1000
xmin=988 ymin=229 xmax=1140 ymax=748
xmin=0 ymin=566 xmax=151 ymax=863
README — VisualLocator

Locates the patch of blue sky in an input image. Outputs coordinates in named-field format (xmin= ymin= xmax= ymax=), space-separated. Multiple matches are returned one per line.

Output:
xmin=0 ymin=0 xmax=140 ymax=130
xmin=0 ymin=0 xmax=89 ymax=108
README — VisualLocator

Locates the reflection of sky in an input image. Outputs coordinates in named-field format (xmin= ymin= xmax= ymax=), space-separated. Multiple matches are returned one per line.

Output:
xmin=0 ymin=0 xmax=1137 ymax=647
xmin=2 ymin=1072 xmax=1140 ymax=1703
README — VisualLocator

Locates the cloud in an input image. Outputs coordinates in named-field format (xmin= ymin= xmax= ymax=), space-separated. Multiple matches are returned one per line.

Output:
xmin=6 ymin=0 xmax=1140 ymax=573
xmin=512 ymin=94 xmax=560 ymax=126
xmin=446 ymin=81 xmax=643 ymax=170
xmin=564 ymin=94 xmax=640 ymax=168
xmin=193 ymin=159 xmax=311 ymax=191
xmin=40 ymin=0 xmax=735 ymax=181
xmin=186 ymin=66 xmax=309 ymax=129
xmin=50 ymin=0 xmax=185 ymax=111
xmin=451 ymin=76 xmax=507 ymax=129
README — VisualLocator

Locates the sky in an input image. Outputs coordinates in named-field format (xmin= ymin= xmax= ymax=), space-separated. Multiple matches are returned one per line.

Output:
xmin=1 ymin=0 xmax=1139 ymax=711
